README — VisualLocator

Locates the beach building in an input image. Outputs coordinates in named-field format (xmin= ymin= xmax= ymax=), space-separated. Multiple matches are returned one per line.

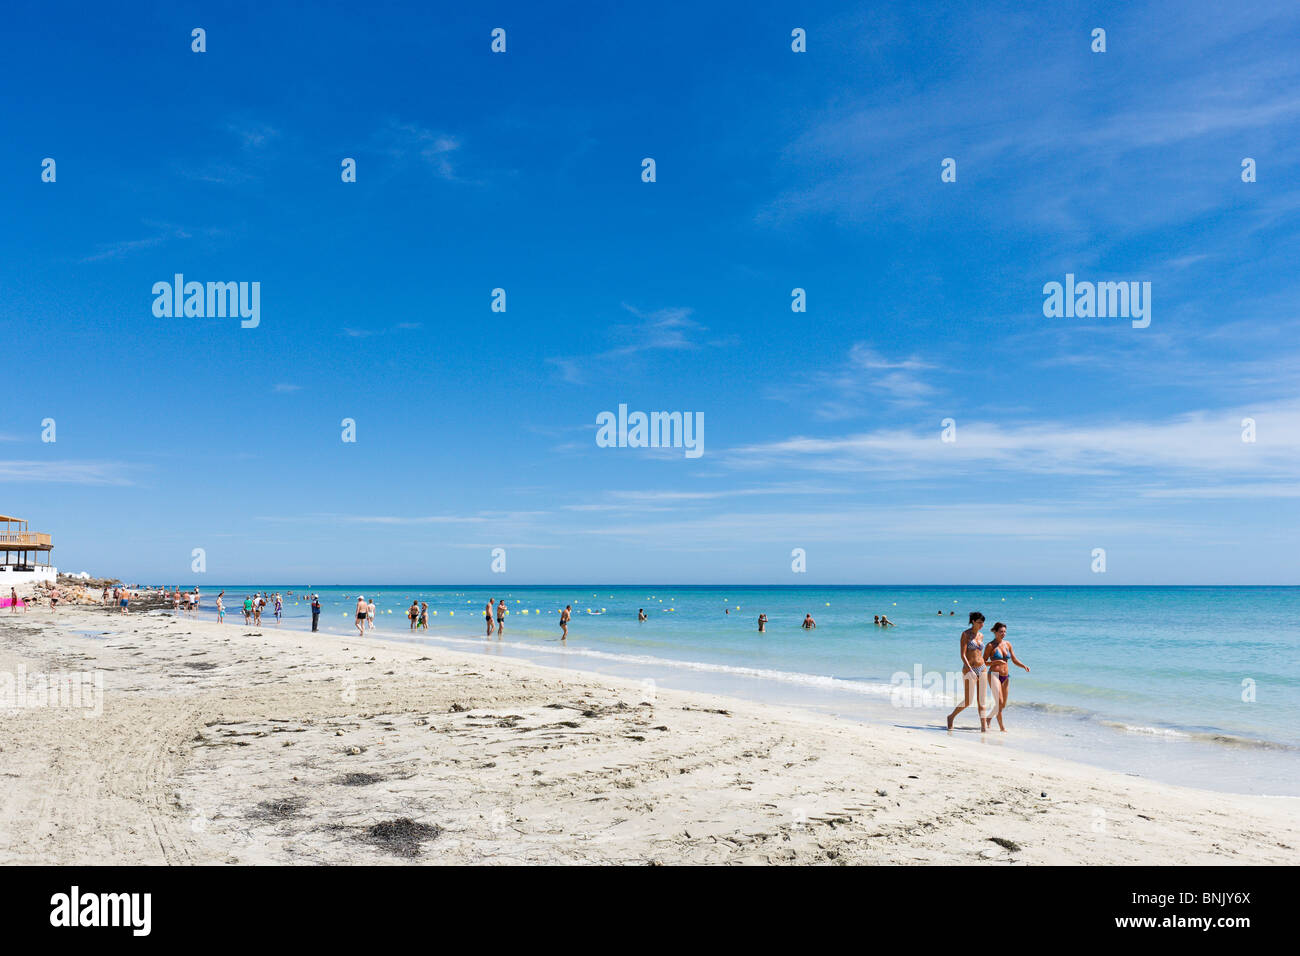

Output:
xmin=0 ymin=514 xmax=56 ymax=587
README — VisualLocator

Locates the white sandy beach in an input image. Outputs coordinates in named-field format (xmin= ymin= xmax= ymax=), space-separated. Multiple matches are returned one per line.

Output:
xmin=1 ymin=604 xmax=1296 ymax=865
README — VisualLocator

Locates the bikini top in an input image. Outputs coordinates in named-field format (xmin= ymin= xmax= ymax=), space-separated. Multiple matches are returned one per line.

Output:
xmin=987 ymin=642 xmax=1009 ymax=661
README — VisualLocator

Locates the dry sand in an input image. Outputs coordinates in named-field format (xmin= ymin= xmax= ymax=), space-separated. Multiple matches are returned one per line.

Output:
xmin=1 ymin=605 xmax=1295 ymax=865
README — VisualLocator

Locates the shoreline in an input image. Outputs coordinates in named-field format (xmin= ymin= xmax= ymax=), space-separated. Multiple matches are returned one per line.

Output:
xmin=2 ymin=604 xmax=1297 ymax=864
xmin=159 ymin=591 xmax=1300 ymax=797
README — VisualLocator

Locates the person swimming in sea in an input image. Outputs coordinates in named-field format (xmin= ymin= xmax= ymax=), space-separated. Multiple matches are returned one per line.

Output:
xmin=802 ymin=613 xmax=816 ymax=629
xmin=984 ymin=622 xmax=1029 ymax=732
xmin=946 ymin=611 xmax=989 ymax=732
xmin=757 ymin=613 xmax=767 ymax=633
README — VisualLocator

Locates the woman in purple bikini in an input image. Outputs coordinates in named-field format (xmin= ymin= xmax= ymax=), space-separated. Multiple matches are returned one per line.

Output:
xmin=985 ymin=622 xmax=1030 ymax=732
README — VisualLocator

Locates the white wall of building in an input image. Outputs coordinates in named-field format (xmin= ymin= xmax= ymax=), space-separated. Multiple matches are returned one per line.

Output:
xmin=0 ymin=566 xmax=58 ymax=588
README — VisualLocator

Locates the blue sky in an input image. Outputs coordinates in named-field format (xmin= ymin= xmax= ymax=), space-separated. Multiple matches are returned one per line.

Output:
xmin=4 ymin=0 xmax=1299 ymax=584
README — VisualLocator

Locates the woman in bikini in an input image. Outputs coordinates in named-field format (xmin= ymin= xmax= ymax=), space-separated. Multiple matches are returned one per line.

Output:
xmin=946 ymin=611 xmax=989 ymax=732
xmin=985 ymin=622 xmax=1029 ymax=732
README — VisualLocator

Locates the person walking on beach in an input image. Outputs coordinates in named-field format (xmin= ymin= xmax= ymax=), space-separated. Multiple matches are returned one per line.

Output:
xmin=757 ymin=613 xmax=767 ymax=633
xmin=49 ymin=585 xmax=59 ymax=613
xmin=216 ymin=592 xmax=225 ymax=623
xmin=119 ymin=590 xmax=129 ymax=615
xmin=367 ymin=598 xmax=376 ymax=630
xmin=985 ymin=622 xmax=1029 ymax=732
xmin=947 ymin=611 xmax=989 ymax=733
xmin=559 ymin=605 xmax=572 ymax=641
xmin=274 ymin=593 xmax=282 ymax=623
xmin=243 ymin=595 xmax=253 ymax=624
xmin=311 ymin=594 xmax=321 ymax=632
xmin=356 ymin=596 xmax=369 ymax=636
xmin=9 ymin=587 xmax=18 ymax=613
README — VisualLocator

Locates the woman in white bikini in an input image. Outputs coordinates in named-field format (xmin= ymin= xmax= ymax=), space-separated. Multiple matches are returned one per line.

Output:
xmin=946 ymin=611 xmax=989 ymax=732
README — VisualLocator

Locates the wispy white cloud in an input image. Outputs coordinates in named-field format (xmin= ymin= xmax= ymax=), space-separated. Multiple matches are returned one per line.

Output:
xmin=81 ymin=222 xmax=198 ymax=262
xmin=548 ymin=304 xmax=708 ymax=384
xmin=721 ymin=401 xmax=1300 ymax=480
xmin=375 ymin=121 xmax=463 ymax=181
xmin=0 ymin=460 xmax=132 ymax=485
xmin=778 ymin=343 xmax=937 ymax=418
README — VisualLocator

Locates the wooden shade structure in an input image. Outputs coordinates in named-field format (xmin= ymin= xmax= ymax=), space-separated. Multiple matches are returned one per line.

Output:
xmin=0 ymin=515 xmax=53 ymax=569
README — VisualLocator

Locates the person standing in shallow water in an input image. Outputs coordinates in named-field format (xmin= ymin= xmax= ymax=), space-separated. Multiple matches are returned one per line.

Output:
xmin=946 ymin=611 xmax=989 ymax=733
xmin=311 ymin=594 xmax=321 ymax=632
xmin=559 ymin=605 xmax=571 ymax=641
xmin=495 ymin=599 xmax=505 ymax=635
xmin=757 ymin=613 xmax=767 ymax=633
xmin=985 ymin=622 xmax=1030 ymax=732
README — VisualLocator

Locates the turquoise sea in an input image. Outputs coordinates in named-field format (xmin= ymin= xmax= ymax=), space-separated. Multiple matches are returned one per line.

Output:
xmin=193 ymin=585 xmax=1300 ymax=796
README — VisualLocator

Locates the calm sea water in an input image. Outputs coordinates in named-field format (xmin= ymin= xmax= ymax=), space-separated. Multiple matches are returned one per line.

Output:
xmin=190 ymin=585 xmax=1300 ymax=795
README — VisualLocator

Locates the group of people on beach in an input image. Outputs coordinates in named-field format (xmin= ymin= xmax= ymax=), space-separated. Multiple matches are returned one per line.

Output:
xmin=112 ymin=593 xmax=1029 ymax=734
xmin=946 ymin=611 xmax=1030 ymax=732
xmin=210 ymin=591 xmax=283 ymax=626
xmin=93 ymin=585 xmax=138 ymax=614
